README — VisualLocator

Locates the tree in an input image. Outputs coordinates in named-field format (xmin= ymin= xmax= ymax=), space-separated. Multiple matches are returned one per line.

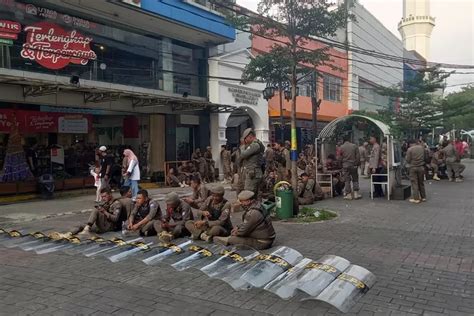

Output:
xmin=377 ymin=66 xmax=451 ymax=139
xmin=441 ymin=86 xmax=474 ymax=131
xmin=217 ymin=0 xmax=350 ymax=195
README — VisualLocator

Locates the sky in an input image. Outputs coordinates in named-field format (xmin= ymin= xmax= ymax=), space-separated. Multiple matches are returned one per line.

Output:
xmin=236 ymin=0 xmax=474 ymax=93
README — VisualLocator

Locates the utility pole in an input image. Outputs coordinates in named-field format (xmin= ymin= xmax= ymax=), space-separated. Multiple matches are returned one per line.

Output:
xmin=279 ymin=82 xmax=284 ymax=143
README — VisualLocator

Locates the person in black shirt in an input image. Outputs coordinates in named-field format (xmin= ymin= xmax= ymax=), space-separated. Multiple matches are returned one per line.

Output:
xmin=25 ymin=143 xmax=39 ymax=176
xmin=98 ymin=146 xmax=113 ymax=189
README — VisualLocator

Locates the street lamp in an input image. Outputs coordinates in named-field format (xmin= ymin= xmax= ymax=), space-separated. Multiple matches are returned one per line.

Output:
xmin=284 ymin=86 xmax=299 ymax=101
xmin=263 ymin=85 xmax=275 ymax=101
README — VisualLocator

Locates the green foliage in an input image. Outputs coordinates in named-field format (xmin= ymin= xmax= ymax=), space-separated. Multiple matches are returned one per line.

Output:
xmin=293 ymin=207 xmax=337 ymax=223
xmin=376 ymin=66 xmax=452 ymax=139
xmin=215 ymin=0 xmax=351 ymax=83
xmin=441 ymin=86 xmax=474 ymax=130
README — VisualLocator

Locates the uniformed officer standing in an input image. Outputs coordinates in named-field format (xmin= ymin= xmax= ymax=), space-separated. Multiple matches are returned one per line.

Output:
xmin=158 ymin=192 xmax=194 ymax=242
xmin=239 ymin=128 xmax=265 ymax=194
xmin=369 ymin=136 xmax=384 ymax=197
xmin=214 ymin=190 xmax=275 ymax=250
xmin=340 ymin=136 xmax=361 ymax=200
xmin=405 ymin=139 xmax=427 ymax=203
xmin=442 ymin=140 xmax=465 ymax=182
xmin=185 ymin=186 xmax=232 ymax=242
xmin=127 ymin=189 xmax=162 ymax=236
xmin=358 ymin=142 xmax=368 ymax=176
xmin=297 ymin=173 xmax=315 ymax=205
xmin=220 ymin=145 xmax=232 ymax=183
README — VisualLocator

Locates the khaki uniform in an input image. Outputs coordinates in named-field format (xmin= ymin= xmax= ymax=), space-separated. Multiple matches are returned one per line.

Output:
xmin=314 ymin=182 xmax=325 ymax=201
xmin=297 ymin=179 xmax=315 ymax=205
xmin=369 ymin=142 xmax=384 ymax=197
xmin=406 ymin=145 xmax=426 ymax=200
xmin=204 ymin=150 xmax=215 ymax=182
xmin=189 ymin=185 xmax=210 ymax=209
xmin=358 ymin=145 xmax=368 ymax=175
xmin=185 ymin=196 xmax=232 ymax=239
xmin=157 ymin=200 xmax=193 ymax=238
xmin=117 ymin=196 xmax=133 ymax=220
xmin=221 ymin=149 xmax=232 ymax=181
xmin=240 ymin=139 xmax=265 ymax=193
xmin=430 ymin=151 xmax=443 ymax=175
xmin=85 ymin=199 xmax=124 ymax=234
xmin=227 ymin=201 xmax=276 ymax=250
xmin=340 ymin=141 xmax=360 ymax=195
xmin=443 ymin=143 xmax=465 ymax=180
xmin=129 ymin=199 xmax=162 ymax=236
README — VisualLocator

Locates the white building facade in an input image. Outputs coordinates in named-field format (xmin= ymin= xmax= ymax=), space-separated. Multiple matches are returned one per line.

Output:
xmin=337 ymin=2 xmax=404 ymax=113
xmin=208 ymin=46 xmax=269 ymax=175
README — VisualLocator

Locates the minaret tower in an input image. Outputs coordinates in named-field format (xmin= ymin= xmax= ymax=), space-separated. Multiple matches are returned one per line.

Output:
xmin=398 ymin=0 xmax=436 ymax=60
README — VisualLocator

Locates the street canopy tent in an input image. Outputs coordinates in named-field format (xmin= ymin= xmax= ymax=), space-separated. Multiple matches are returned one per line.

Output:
xmin=317 ymin=114 xmax=400 ymax=200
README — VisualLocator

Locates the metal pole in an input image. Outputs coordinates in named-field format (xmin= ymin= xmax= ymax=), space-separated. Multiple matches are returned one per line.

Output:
xmin=279 ymin=82 xmax=284 ymax=143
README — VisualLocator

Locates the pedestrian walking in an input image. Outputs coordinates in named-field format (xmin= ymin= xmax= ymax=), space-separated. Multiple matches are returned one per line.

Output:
xmin=98 ymin=146 xmax=113 ymax=190
xmin=405 ymin=139 xmax=426 ymax=203
xmin=123 ymin=149 xmax=140 ymax=201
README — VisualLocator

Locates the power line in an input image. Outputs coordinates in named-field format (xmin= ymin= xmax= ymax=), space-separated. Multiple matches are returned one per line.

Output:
xmin=212 ymin=1 xmax=474 ymax=70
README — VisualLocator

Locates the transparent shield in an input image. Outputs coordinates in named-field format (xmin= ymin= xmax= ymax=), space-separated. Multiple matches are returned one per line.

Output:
xmin=106 ymin=241 xmax=154 ymax=263
xmin=307 ymin=264 xmax=377 ymax=313
xmin=171 ymin=243 xmax=225 ymax=271
xmin=82 ymin=237 xmax=143 ymax=257
xmin=142 ymin=240 xmax=193 ymax=265
xmin=297 ymin=255 xmax=351 ymax=297
xmin=263 ymin=258 xmax=313 ymax=299
xmin=240 ymin=246 xmax=304 ymax=288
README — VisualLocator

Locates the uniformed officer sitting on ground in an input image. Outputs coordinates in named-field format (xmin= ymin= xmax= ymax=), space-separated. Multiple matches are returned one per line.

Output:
xmin=185 ymin=186 xmax=232 ymax=242
xmin=214 ymin=190 xmax=276 ymax=250
xmin=75 ymin=187 xmax=126 ymax=235
xmin=297 ymin=173 xmax=315 ymax=205
xmin=158 ymin=192 xmax=194 ymax=243
xmin=127 ymin=189 xmax=162 ymax=236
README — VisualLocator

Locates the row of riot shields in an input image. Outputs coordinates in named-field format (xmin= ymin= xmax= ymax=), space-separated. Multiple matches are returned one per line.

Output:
xmin=0 ymin=228 xmax=375 ymax=313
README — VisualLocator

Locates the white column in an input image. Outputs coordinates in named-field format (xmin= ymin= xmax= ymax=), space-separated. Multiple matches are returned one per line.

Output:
xmin=210 ymin=113 xmax=229 ymax=180
xmin=255 ymin=128 xmax=270 ymax=146
xmin=162 ymin=38 xmax=173 ymax=92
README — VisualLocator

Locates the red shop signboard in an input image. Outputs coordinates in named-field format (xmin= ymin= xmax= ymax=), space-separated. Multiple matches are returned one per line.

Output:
xmin=0 ymin=110 xmax=92 ymax=134
xmin=0 ymin=20 xmax=21 ymax=40
xmin=20 ymin=21 xmax=97 ymax=70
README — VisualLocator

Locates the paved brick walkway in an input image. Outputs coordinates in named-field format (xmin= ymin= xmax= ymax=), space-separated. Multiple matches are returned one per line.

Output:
xmin=0 ymin=160 xmax=473 ymax=315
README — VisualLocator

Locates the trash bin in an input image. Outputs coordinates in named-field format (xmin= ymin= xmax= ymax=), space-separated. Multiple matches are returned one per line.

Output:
xmin=274 ymin=181 xmax=293 ymax=219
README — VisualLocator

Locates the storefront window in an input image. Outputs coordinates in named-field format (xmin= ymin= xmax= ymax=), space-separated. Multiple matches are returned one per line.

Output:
xmin=323 ymin=74 xmax=342 ymax=102
xmin=0 ymin=1 xmax=207 ymax=97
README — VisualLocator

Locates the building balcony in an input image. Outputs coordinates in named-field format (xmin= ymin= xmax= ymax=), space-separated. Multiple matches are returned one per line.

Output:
xmin=398 ymin=15 xmax=436 ymax=29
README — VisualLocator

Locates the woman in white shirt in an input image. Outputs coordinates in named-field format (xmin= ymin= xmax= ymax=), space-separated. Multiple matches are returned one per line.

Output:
xmin=123 ymin=149 xmax=140 ymax=201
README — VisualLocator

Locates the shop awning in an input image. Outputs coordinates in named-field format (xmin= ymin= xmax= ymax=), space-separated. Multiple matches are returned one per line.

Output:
xmin=0 ymin=68 xmax=235 ymax=114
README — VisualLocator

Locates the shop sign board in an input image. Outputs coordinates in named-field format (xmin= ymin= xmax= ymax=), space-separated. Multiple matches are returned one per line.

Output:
xmin=51 ymin=145 xmax=65 ymax=165
xmin=58 ymin=116 xmax=88 ymax=134
xmin=21 ymin=21 xmax=97 ymax=70
xmin=0 ymin=20 xmax=21 ymax=40
xmin=228 ymin=86 xmax=260 ymax=106
xmin=0 ymin=109 xmax=91 ymax=134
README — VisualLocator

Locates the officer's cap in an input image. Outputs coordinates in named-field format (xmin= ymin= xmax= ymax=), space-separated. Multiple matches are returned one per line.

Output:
xmin=165 ymin=192 xmax=180 ymax=204
xmin=211 ymin=185 xmax=225 ymax=195
xmin=238 ymin=190 xmax=255 ymax=201
xmin=242 ymin=128 xmax=254 ymax=139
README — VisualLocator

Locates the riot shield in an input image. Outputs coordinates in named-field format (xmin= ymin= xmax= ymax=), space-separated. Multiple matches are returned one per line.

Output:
xmin=308 ymin=264 xmax=376 ymax=313
xmin=201 ymin=246 xmax=261 ymax=290
xmin=142 ymin=240 xmax=193 ymax=265
xmin=2 ymin=231 xmax=49 ymax=248
xmin=35 ymin=235 xmax=83 ymax=254
xmin=263 ymin=258 xmax=313 ymax=299
xmin=240 ymin=246 xmax=304 ymax=288
xmin=106 ymin=241 xmax=154 ymax=263
xmin=0 ymin=229 xmax=27 ymax=246
xmin=82 ymin=237 xmax=143 ymax=257
xmin=296 ymin=255 xmax=351 ymax=297
xmin=62 ymin=236 xmax=110 ymax=255
xmin=171 ymin=243 xmax=225 ymax=271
